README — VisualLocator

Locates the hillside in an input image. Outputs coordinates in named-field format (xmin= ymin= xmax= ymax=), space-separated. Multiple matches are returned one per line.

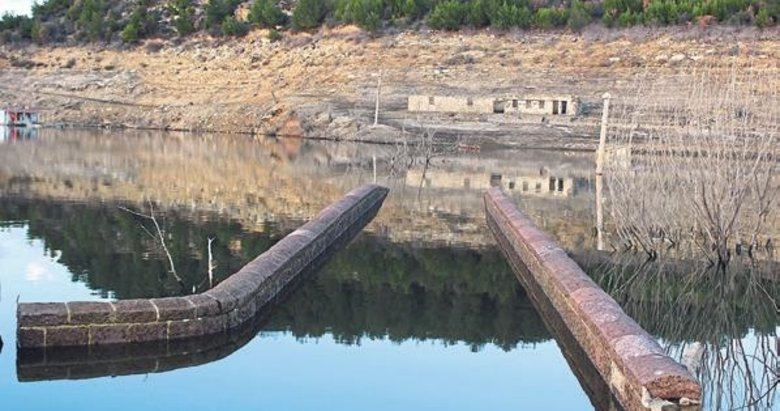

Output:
xmin=1 ymin=23 xmax=778 ymax=148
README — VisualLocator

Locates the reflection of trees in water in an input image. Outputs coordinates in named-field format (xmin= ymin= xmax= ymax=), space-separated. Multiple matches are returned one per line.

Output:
xmin=251 ymin=234 xmax=550 ymax=348
xmin=0 ymin=199 xmax=281 ymax=298
xmin=584 ymin=254 xmax=779 ymax=411
xmin=1 ymin=198 xmax=549 ymax=348
xmin=265 ymin=237 xmax=550 ymax=351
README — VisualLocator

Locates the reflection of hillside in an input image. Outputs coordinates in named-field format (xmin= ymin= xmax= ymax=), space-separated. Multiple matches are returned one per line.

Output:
xmin=0 ymin=199 xmax=288 ymax=298
xmin=0 ymin=129 xmax=598 ymax=249
xmin=266 ymin=235 xmax=549 ymax=350
xmin=11 ymin=198 xmax=772 ymax=349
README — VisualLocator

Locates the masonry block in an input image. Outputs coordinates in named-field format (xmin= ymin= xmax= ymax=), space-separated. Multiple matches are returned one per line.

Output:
xmin=113 ymin=299 xmax=158 ymax=323
xmin=18 ymin=303 xmax=68 ymax=327
xmin=151 ymin=297 xmax=196 ymax=321
xmin=68 ymin=302 xmax=115 ymax=325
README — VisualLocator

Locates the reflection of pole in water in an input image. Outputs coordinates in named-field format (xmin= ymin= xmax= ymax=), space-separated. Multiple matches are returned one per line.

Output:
xmin=595 ymin=93 xmax=611 ymax=251
xmin=596 ymin=174 xmax=604 ymax=251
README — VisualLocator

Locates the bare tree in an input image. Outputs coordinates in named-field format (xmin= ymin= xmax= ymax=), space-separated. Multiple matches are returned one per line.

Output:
xmin=119 ymin=201 xmax=186 ymax=289
xmin=605 ymin=64 xmax=779 ymax=268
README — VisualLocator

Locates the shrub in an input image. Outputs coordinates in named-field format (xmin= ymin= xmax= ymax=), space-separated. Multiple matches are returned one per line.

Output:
xmin=533 ymin=7 xmax=568 ymax=29
xmin=121 ymin=21 xmax=139 ymax=43
xmin=126 ymin=0 xmax=159 ymax=40
xmin=567 ymin=0 xmax=591 ymax=31
xmin=336 ymin=0 xmax=384 ymax=31
xmin=0 ymin=13 xmax=34 ymax=40
xmin=268 ymin=28 xmax=282 ymax=41
xmin=205 ymin=0 xmax=228 ymax=29
xmin=76 ymin=0 xmax=106 ymax=41
xmin=292 ymin=0 xmax=330 ymax=29
xmin=492 ymin=3 xmax=532 ymax=29
xmin=169 ymin=0 xmax=196 ymax=35
xmin=249 ymin=0 xmax=287 ymax=28
xmin=466 ymin=0 xmax=490 ymax=27
xmin=401 ymin=0 xmax=432 ymax=19
xmin=756 ymin=8 xmax=772 ymax=28
xmin=617 ymin=9 xmax=639 ymax=26
xmin=428 ymin=0 xmax=467 ymax=30
xmin=32 ymin=0 xmax=71 ymax=20
xmin=205 ymin=0 xmax=242 ymax=30
xmin=221 ymin=16 xmax=249 ymax=36
xmin=602 ymin=0 xmax=642 ymax=26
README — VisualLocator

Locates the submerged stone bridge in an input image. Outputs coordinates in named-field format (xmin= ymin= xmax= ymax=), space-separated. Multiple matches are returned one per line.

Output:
xmin=484 ymin=188 xmax=701 ymax=411
xmin=17 ymin=184 xmax=389 ymax=349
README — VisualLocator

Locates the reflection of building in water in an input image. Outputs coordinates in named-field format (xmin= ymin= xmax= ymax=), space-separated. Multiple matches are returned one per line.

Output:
xmin=406 ymin=169 xmax=578 ymax=197
xmin=1 ymin=126 xmax=38 ymax=143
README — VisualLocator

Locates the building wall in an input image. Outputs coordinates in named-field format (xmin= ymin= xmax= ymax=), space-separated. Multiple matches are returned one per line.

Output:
xmin=408 ymin=95 xmax=495 ymax=114
xmin=1 ymin=109 xmax=40 ymax=126
xmin=503 ymin=95 xmax=580 ymax=116
xmin=409 ymin=95 xmax=580 ymax=116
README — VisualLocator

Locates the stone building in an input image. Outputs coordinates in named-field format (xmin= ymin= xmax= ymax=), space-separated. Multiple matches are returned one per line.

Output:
xmin=1 ymin=107 xmax=39 ymax=126
xmin=408 ymin=94 xmax=580 ymax=116
xmin=408 ymin=95 xmax=499 ymax=114
xmin=499 ymin=95 xmax=580 ymax=116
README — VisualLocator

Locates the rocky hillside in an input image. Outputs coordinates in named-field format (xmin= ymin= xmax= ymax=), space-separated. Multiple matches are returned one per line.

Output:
xmin=1 ymin=24 xmax=778 ymax=147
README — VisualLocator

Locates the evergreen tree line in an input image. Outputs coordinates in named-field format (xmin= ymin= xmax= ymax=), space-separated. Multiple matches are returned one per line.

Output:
xmin=1 ymin=0 xmax=778 ymax=45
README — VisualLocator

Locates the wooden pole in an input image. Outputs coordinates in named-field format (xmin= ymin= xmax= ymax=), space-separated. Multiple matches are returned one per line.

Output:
xmin=373 ymin=71 xmax=382 ymax=127
xmin=596 ymin=92 xmax=611 ymax=176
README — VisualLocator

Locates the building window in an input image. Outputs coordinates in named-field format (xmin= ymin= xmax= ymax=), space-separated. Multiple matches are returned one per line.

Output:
xmin=525 ymin=100 xmax=532 ymax=109
xmin=539 ymin=100 xmax=545 ymax=108
xmin=429 ymin=96 xmax=435 ymax=105
xmin=512 ymin=99 xmax=519 ymax=108
xmin=467 ymin=97 xmax=473 ymax=106
xmin=490 ymin=173 xmax=502 ymax=187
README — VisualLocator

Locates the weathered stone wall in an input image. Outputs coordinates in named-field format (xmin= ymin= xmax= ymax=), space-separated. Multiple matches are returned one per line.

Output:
xmin=484 ymin=188 xmax=701 ymax=411
xmin=17 ymin=184 xmax=389 ymax=349
xmin=408 ymin=95 xmax=495 ymax=114
xmin=503 ymin=95 xmax=580 ymax=116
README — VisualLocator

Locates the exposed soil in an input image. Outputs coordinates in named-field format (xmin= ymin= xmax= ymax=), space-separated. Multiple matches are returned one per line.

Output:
xmin=1 ymin=26 xmax=778 ymax=148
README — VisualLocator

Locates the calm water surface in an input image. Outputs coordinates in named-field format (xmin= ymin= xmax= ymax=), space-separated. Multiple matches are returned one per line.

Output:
xmin=0 ymin=129 xmax=776 ymax=410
